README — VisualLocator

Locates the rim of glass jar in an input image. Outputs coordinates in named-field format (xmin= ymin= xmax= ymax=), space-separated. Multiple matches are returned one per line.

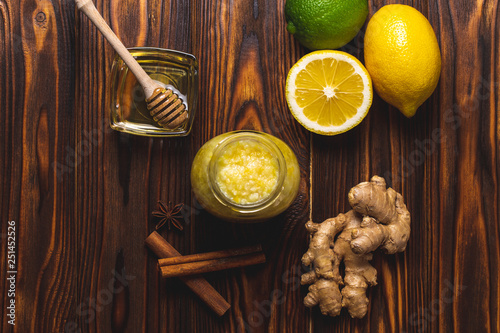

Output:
xmin=208 ymin=131 xmax=287 ymax=213
xmin=126 ymin=46 xmax=197 ymax=62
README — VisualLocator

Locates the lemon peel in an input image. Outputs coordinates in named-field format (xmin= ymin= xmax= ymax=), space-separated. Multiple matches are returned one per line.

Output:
xmin=286 ymin=50 xmax=373 ymax=135
xmin=364 ymin=4 xmax=441 ymax=117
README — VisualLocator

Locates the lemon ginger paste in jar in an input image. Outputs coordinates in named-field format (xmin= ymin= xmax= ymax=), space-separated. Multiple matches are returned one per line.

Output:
xmin=191 ymin=131 xmax=301 ymax=222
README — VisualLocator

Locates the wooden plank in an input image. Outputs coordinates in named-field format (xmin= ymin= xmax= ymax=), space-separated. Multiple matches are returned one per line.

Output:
xmin=0 ymin=0 xmax=77 ymax=332
xmin=189 ymin=0 xmax=311 ymax=332
xmin=74 ymin=0 xmax=199 ymax=332
xmin=74 ymin=0 xmax=152 ymax=331
xmin=146 ymin=1 xmax=198 ymax=332
xmin=440 ymin=1 xmax=499 ymax=332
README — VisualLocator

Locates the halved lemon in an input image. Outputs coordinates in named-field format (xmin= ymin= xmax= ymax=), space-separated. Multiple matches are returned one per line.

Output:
xmin=285 ymin=50 xmax=373 ymax=135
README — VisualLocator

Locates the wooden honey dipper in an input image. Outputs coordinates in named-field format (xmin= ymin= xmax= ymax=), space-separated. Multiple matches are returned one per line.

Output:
xmin=75 ymin=0 xmax=188 ymax=129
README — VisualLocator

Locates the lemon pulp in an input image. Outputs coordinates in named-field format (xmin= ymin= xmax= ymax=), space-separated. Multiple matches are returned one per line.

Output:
xmin=214 ymin=140 xmax=279 ymax=205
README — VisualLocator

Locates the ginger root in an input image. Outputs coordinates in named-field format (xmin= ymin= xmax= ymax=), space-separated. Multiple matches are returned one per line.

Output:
xmin=301 ymin=176 xmax=410 ymax=318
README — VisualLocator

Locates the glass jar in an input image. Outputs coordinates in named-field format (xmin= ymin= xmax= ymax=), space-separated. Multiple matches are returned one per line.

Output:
xmin=191 ymin=131 xmax=301 ymax=222
xmin=109 ymin=47 xmax=198 ymax=137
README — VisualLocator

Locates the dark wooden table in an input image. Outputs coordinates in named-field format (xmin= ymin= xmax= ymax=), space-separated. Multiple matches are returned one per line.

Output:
xmin=1 ymin=0 xmax=499 ymax=332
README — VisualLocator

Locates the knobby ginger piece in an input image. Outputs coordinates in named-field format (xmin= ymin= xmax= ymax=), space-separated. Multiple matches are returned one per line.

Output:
xmin=301 ymin=176 xmax=410 ymax=318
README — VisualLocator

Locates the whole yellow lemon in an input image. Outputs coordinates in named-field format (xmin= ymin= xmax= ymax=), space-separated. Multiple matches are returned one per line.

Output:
xmin=364 ymin=4 xmax=441 ymax=117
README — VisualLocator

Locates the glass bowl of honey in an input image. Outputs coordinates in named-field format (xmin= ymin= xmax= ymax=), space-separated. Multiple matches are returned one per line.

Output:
xmin=108 ymin=47 xmax=198 ymax=137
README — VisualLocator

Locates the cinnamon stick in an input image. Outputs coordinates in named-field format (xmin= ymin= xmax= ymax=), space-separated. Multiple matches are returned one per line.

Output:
xmin=145 ymin=231 xmax=230 ymax=316
xmin=159 ymin=252 xmax=266 ymax=278
xmin=158 ymin=244 xmax=262 ymax=267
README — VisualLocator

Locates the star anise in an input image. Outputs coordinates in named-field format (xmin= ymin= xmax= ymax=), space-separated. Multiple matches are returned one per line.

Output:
xmin=152 ymin=201 xmax=184 ymax=232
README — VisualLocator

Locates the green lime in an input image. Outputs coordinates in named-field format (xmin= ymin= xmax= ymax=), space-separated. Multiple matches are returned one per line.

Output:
xmin=285 ymin=0 xmax=368 ymax=50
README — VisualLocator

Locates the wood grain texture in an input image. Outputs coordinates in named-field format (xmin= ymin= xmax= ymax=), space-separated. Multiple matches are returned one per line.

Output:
xmin=0 ymin=0 xmax=499 ymax=332
xmin=310 ymin=1 xmax=500 ymax=333
xmin=189 ymin=1 xmax=310 ymax=332
xmin=1 ymin=0 xmax=77 ymax=331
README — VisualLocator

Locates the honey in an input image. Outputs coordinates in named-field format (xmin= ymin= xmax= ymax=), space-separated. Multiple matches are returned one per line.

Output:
xmin=108 ymin=47 xmax=198 ymax=137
